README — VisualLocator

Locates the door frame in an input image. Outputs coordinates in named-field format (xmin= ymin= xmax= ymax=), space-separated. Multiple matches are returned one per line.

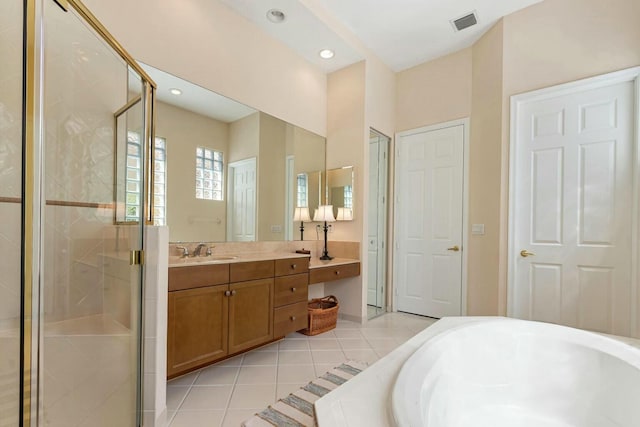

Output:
xmin=392 ymin=118 xmax=470 ymax=316
xmin=368 ymin=129 xmax=390 ymax=314
xmin=507 ymin=67 xmax=640 ymax=337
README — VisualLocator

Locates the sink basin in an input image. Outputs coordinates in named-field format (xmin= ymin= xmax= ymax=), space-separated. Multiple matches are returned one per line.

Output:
xmin=207 ymin=255 xmax=238 ymax=261
xmin=168 ymin=255 xmax=238 ymax=265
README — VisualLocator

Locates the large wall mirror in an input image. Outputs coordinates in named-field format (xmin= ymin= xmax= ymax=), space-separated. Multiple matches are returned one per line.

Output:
xmin=140 ymin=63 xmax=326 ymax=242
xmin=326 ymin=166 xmax=355 ymax=220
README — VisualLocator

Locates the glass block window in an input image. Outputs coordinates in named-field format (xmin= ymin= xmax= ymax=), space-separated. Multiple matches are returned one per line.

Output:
xmin=196 ymin=147 xmax=223 ymax=201
xmin=344 ymin=185 xmax=353 ymax=209
xmin=125 ymin=132 xmax=167 ymax=225
xmin=296 ymin=173 xmax=308 ymax=207
xmin=153 ymin=137 xmax=167 ymax=226
xmin=125 ymin=132 xmax=142 ymax=222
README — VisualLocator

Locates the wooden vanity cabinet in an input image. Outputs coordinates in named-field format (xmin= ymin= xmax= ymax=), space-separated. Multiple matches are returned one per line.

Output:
xmin=167 ymin=284 xmax=228 ymax=377
xmin=168 ymin=256 xmax=309 ymax=378
xmin=228 ymin=278 xmax=274 ymax=354
xmin=273 ymin=258 xmax=310 ymax=337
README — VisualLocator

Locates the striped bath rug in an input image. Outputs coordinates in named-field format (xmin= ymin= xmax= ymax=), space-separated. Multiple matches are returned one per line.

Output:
xmin=242 ymin=361 xmax=367 ymax=427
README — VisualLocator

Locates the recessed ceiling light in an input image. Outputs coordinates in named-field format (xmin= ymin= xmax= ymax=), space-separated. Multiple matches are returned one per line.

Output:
xmin=169 ymin=88 xmax=182 ymax=96
xmin=266 ymin=9 xmax=286 ymax=23
xmin=319 ymin=49 xmax=334 ymax=59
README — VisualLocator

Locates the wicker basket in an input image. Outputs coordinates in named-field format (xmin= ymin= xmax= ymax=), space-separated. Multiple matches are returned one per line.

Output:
xmin=300 ymin=295 xmax=339 ymax=336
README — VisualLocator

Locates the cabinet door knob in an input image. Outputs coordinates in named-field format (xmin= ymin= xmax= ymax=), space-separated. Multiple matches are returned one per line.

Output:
xmin=224 ymin=290 xmax=231 ymax=297
xmin=291 ymin=287 xmax=297 ymax=292
xmin=335 ymin=270 xmax=340 ymax=275
xmin=290 ymin=316 xmax=296 ymax=321
xmin=231 ymin=290 xmax=236 ymax=296
xmin=291 ymin=264 xmax=297 ymax=269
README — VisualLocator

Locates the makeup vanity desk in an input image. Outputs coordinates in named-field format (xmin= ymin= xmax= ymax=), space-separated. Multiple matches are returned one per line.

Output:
xmin=309 ymin=258 xmax=361 ymax=284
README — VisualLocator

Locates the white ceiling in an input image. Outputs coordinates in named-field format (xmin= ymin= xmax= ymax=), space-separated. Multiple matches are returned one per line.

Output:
xmin=139 ymin=62 xmax=256 ymax=123
xmin=218 ymin=0 xmax=364 ymax=73
xmin=220 ymin=0 xmax=543 ymax=72
xmin=138 ymin=1 xmax=544 ymax=119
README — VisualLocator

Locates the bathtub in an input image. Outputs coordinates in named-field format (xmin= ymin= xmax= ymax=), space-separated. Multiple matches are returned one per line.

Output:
xmin=392 ymin=318 xmax=640 ymax=427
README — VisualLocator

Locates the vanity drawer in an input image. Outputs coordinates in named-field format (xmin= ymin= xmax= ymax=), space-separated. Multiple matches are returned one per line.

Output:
xmin=274 ymin=257 xmax=309 ymax=276
xmin=169 ymin=264 xmax=230 ymax=292
xmin=230 ymin=260 xmax=274 ymax=282
xmin=309 ymin=262 xmax=360 ymax=284
xmin=274 ymin=301 xmax=308 ymax=337
xmin=274 ymin=274 xmax=308 ymax=307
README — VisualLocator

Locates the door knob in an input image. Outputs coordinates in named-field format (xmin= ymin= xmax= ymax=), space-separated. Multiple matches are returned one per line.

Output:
xmin=231 ymin=290 xmax=237 ymax=296
xmin=447 ymin=245 xmax=460 ymax=252
xmin=224 ymin=290 xmax=231 ymax=297
xmin=520 ymin=250 xmax=536 ymax=258
xmin=291 ymin=287 xmax=297 ymax=292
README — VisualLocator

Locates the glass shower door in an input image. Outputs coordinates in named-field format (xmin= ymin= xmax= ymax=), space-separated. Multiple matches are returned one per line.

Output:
xmin=0 ymin=1 xmax=24 ymax=426
xmin=39 ymin=1 xmax=148 ymax=425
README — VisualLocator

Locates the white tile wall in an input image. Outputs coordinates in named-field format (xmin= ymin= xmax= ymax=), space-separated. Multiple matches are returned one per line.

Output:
xmin=143 ymin=226 xmax=169 ymax=427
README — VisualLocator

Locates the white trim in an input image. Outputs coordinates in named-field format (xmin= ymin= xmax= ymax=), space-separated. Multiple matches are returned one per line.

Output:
xmin=507 ymin=67 xmax=640 ymax=338
xmin=633 ymin=73 xmax=640 ymax=338
xmin=393 ymin=117 xmax=470 ymax=316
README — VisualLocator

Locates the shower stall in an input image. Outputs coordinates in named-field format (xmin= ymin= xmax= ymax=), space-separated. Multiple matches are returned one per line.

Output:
xmin=1 ymin=0 xmax=156 ymax=425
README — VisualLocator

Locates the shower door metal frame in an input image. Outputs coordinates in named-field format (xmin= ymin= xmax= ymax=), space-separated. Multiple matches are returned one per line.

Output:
xmin=22 ymin=0 xmax=156 ymax=425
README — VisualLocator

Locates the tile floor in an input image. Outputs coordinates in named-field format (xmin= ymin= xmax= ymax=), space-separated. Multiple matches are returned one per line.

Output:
xmin=166 ymin=312 xmax=437 ymax=427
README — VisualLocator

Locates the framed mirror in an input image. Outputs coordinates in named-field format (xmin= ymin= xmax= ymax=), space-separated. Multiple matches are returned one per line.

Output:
xmin=326 ymin=166 xmax=355 ymax=220
xmin=139 ymin=63 xmax=326 ymax=242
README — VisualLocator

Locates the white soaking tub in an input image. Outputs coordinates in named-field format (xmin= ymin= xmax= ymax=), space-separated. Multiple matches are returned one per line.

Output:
xmin=392 ymin=318 xmax=640 ymax=427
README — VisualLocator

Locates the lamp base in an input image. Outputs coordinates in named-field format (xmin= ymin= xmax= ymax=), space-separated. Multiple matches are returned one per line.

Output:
xmin=320 ymin=221 xmax=333 ymax=260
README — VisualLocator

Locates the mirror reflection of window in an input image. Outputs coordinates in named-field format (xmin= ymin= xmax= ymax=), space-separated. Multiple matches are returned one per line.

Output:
xmin=195 ymin=146 xmax=224 ymax=201
xmin=296 ymin=172 xmax=308 ymax=207
xmin=125 ymin=132 xmax=167 ymax=225
xmin=344 ymin=184 xmax=353 ymax=209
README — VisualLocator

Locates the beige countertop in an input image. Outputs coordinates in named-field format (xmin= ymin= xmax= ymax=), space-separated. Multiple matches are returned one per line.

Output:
xmin=168 ymin=252 xmax=361 ymax=269
xmin=308 ymin=257 xmax=360 ymax=269
xmin=168 ymin=251 xmax=311 ymax=268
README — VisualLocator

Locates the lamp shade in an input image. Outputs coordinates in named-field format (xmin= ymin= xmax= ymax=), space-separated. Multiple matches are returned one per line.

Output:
xmin=313 ymin=205 xmax=336 ymax=222
xmin=335 ymin=207 xmax=353 ymax=221
xmin=293 ymin=207 xmax=311 ymax=222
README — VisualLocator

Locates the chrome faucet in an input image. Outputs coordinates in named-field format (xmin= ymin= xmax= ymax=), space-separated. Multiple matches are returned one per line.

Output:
xmin=176 ymin=245 xmax=189 ymax=258
xmin=206 ymin=245 xmax=215 ymax=256
xmin=193 ymin=243 xmax=208 ymax=257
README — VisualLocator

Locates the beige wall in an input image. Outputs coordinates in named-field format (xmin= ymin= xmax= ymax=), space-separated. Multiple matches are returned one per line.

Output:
xmin=325 ymin=62 xmax=367 ymax=320
xmin=394 ymin=0 xmax=640 ymax=316
xmin=228 ymin=113 xmax=260 ymax=164
xmin=257 ymin=114 xmax=287 ymax=241
xmin=83 ymin=0 xmax=327 ymax=136
xmin=159 ymin=101 xmax=228 ymax=242
xmin=468 ymin=21 xmax=504 ymax=315
xmin=396 ymin=48 xmax=473 ymax=132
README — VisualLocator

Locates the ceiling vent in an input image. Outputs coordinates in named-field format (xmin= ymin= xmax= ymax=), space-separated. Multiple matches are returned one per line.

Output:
xmin=451 ymin=12 xmax=478 ymax=32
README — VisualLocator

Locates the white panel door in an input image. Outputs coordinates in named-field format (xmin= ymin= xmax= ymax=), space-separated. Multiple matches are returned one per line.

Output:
xmin=396 ymin=125 xmax=464 ymax=317
xmin=511 ymin=80 xmax=635 ymax=335
xmin=227 ymin=158 xmax=256 ymax=241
